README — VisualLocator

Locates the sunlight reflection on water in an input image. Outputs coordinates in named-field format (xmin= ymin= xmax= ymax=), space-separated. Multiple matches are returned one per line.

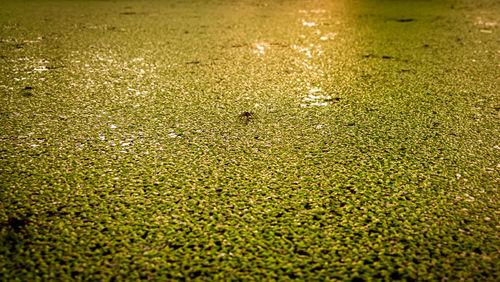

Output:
xmin=252 ymin=42 xmax=270 ymax=55
xmin=320 ymin=32 xmax=337 ymax=41
xmin=301 ymin=19 xmax=317 ymax=27
xmin=296 ymin=8 xmax=335 ymax=108
xmin=248 ymin=6 xmax=336 ymax=107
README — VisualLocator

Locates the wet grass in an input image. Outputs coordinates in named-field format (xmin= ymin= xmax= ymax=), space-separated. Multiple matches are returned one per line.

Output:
xmin=1 ymin=0 xmax=499 ymax=280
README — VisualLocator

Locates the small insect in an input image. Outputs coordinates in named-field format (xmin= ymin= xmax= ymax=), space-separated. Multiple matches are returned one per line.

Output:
xmin=237 ymin=111 xmax=256 ymax=124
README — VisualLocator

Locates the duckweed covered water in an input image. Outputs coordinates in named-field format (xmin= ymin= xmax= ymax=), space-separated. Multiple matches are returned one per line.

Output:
xmin=1 ymin=0 xmax=499 ymax=280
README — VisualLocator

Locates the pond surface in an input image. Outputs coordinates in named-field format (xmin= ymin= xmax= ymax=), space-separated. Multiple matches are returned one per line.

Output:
xmin=0 ymin=0 xmax=499 ymax=280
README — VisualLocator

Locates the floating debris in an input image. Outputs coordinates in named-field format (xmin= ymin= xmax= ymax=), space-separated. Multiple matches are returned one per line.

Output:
xmin=324 ymin=97 xmax=341 ymax=102
xmin=46 ymin=65 xmax=64 ymax=70
xmin=362 ymin=54 xmax=394 ymax=60
xmin=21 ymin=86 xmax=34 ymax=97
xmin=393 ymin=18 xmax=415 ymax=22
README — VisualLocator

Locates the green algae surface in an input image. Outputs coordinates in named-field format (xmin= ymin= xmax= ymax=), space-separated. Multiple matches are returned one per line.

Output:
xmin=1 ymin=0 xmax=499 ymax=280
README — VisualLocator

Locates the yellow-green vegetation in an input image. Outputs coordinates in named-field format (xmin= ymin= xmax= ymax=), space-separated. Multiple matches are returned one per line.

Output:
xmin=1 ymin=0 xmax=498 ymax=280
